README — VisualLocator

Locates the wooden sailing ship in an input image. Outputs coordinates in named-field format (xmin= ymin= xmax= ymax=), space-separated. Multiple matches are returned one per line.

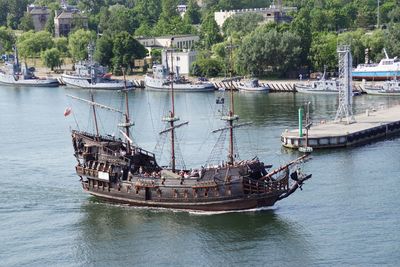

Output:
xmin=69 ymin=50 xmax=311 ymax=212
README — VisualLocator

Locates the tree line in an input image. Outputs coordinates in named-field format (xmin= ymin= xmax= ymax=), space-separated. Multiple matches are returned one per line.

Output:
xmin=0 ymin=0 xmax=399 ymax=77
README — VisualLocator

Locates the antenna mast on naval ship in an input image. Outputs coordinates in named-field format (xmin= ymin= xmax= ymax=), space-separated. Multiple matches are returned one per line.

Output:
xmin=335 ymin=45 xmax=355 ymax=124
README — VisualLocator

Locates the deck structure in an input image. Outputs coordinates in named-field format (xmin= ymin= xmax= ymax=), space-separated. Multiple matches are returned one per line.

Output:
xmin=281 ymin=105 xmax=400 ymax=149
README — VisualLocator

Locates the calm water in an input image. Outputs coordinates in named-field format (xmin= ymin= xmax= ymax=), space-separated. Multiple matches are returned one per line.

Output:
xmin=1 ymin=86 xmax=399 ymax=266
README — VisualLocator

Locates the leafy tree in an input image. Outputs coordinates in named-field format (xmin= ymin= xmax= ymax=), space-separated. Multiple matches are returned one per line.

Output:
xmin=360 ymin=29 xmax=384 ymax=63
xmin=45 ymin=10 xmax=55 ymax=35
xmin=112 ymin=31 xmax=146 ymax=74
xmin=338 ymin=29 xmax=366 ymax=66
xmin=6 ymin=0 xmax=30 ymax=29
xmin=0 ymin=0 xmax=9 ymax=26
xmin=235 ymin=27 xmax=302 ymax=76
xmin=18 ymin=12 xmax=34 ymax=31
xmin=387 ymin=7 xmax=400 ymax=23
xmin=290 ymin=7 xmax=312 ymax=66
xmin=17 ymin=31 xmax=54 ymax=59
xmin=183 ymin=0 xmax=201 ymax=25
xmin=191 ymin=57 xmax=223 ymax=77
xmin=68 ymin=29 xmax=95 ymax=61
xmin=133 ymin=0 xmax=162 ymax=26
xmin=385 ymin=23 xmax=400 ymax=58
xmin=41 ymin=48 xmax=62 ymax=70
xmin=98 ymin=4 xmax=139 ymax=35
xmin=94 ymin=34 xmax=113 ymax=67
xmin=309 ymin=31 xmax=338 ymax=72
xmin=77 ymin=0 xmax=105 ymax=14
xmin=150 ymin=49 xmax=162 ymax=64
xmin=54 ymin=37 xmax=69 ymax=57
xmin=222 ymin=13 xmax=263 ymax=37
xmin=152 ymin=0 xmax=195 ymax=35
xmin=134 ymin=23 xmax=153 ymax=36
xmin=0 ymin=27 xmax=16 ymax=53
xmin=200 ymin=12 xmax=222 ymax=49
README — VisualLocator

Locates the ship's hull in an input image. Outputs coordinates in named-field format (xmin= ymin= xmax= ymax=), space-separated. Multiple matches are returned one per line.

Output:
xmin=0 ymin=72 xmax=59 ymax=87
xmin=83 ymin=182 xmax=282 ymax=211
xmin=295 ymin=84 xmax=338 ymax=94
xmin=352 ymin=70 xmax=400 ymax=81
xmin=238 ymin=86 xmax=270 ymax=92
xmin=62 ymin=74 xmax=135 ymax=90
xmin=145 ymin=76 xmax=215 ymax=92
xmin=364 ymin=87 xmax=400 ymax=95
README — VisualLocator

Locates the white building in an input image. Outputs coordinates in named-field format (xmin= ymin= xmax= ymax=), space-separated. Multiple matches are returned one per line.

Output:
xmin=214 ymin=5 xmax=296 ymax=28
xmin=161 ymin=49 xmax=197 ymax=75
xmin=137 ymin=35 xmax=199 ymax=50
xmin=137 ymin=35 xmax=200 ymax=74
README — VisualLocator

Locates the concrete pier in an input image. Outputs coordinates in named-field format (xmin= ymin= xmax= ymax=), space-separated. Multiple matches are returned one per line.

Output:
xmin=281 ymin=105 xmax=400 ymax=149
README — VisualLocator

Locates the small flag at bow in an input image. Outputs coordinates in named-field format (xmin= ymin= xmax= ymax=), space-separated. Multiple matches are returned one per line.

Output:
xmin=64 ymin=107 xmax=72 ymax=116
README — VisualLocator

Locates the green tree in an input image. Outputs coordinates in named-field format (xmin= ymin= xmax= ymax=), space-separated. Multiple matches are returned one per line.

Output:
xmin=361 ymin=29 xmax=384 ymax=63
xmin=133 ymin=0 xmax=162 ymax=26
xmin=191 ymin=57 xmax=223 ymax=77
xmin=98 ymin=4 xmax=139 ymax=35
xmin=17 ymin=31 xmax=54 ymax=59
xmin=112 ymin=31 xmax=146 ymax=74
xmin=290 ymin=7 xmax=312 ymax=66
xmin=0 ymin=26 xmax=16 ymax=53
xmin=54 ymin=37 xmax=69 ymax=57
xmin=6 ymin=0 xmax=30 ymax=29
xmin=222 ymin=13 xmax=263 ymax=37
xmin=235 ymin=27 xmax=302 ymax=76
xmin=338 ymin=29 xmax=366 ymax=66
xmin=41 ymin=47 xmax=62 ymax=70
xmin=94 ymin=34 xmax=113 ymax=67
xmin=200 ymin=12 xmax=222 ymax=49
xmin=385 ymin=23 xmax=400 ymax=58
xmin=183 ymin=0 xmax=201 ymax=25
xmin=68 ymin=29 xmax=95 ymax=61
xmin=309 ymin=32 xmax=338 ymax=72
xmin=18 ymin=12 xmax=34 ymax=31
xmin=134 ymin=23 xmax=153 ymax=36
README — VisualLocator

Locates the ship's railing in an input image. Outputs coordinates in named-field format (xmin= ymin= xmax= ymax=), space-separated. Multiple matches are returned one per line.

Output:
xmin=76 ymin=165 xmax=117 ymax=180
xmin=243 ymin=176 xmax=288 ymax=194
xmin=132 ymin=146 xmax=155 ymax=158
xmin=101 ymin=145 xmax=130 ymax=164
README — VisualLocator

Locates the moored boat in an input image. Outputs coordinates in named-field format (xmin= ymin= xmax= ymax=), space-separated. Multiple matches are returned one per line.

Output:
xmin=145 ymin=48 xmax=215 ymax=92
xmin=364 ymin=79 xmax=400 ymax=95
xmin=352 ymin=49 xmax=400 ymax=81
xmin=0 ymin=47 xmax=59 ymax=87
xmin=61 ymin=44 xmax=135 ymax=90
xmin=295 ymin=70 xmax=339 ymax=94
xmin=237 ymin=79 xmax=270 ymax=92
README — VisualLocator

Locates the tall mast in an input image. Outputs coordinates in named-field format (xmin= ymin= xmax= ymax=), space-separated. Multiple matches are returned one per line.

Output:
xmin=91 ymin=92 xmax=100 ymax=136
xmin=224 ymin=38 xmax=238 ymax=165
xmin=162 ymin=38 xmax=179 ymax=172
xmin=121 ymin=68 xmax=133 ymax=154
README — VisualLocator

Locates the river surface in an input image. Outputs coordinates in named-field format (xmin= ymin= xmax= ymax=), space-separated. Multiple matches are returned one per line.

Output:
xmin=1 ymin=85 xmax=399 ymax=266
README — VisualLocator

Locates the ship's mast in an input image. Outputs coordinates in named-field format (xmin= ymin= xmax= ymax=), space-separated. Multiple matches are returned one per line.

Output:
xmin=121 ymin=68 xmax=133 ymax=154
xmin=163 ymin=38 xmax=179 ymax=172
xmin=225 ymin=38 xmax=239 ymax=165
xmin=91 ymin=92 xmax=100 ymax=136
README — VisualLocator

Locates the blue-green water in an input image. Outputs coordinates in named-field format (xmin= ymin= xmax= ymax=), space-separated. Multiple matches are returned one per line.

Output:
xmin=1 ymin=86 xmax=399 ymax=266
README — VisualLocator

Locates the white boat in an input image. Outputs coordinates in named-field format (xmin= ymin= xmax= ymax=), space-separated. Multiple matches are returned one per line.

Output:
xmin=145 ymin=64 xmax=215 ymax=92
xmin=295 ymin=71 xmax=338 ymax=94
xmin=237 ymin=79 xmax=269 ymax=92
xmin=61 ymin=44 xmax=135 ymax=90
xmin=0 ymin=47 xmax=59 ymax=87
xmin=352 ymin=49 xmax=400 ymax=81
xmin=364 ymin=79 xmax=400 ymax=95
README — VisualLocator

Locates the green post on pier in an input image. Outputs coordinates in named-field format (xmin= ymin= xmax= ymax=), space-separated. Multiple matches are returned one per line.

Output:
xmin=298 ymin=107 xmax=303 ymax=137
